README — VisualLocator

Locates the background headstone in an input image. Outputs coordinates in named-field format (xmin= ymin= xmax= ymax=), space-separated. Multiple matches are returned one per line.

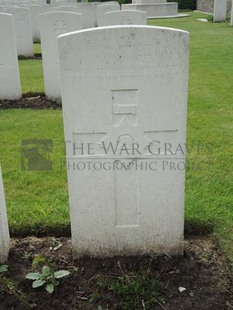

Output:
xmin=122 ymin=0 xmax=178 ymax=18
xmin=105 ymin=10 xmax=147 ymax=25
xmin=28 ymin=4 xmax=45 ymax=42
xmin=39 ymin=11 xmax=82 ymax=99
xmin=77 ymin=3 xmax=95 ymax=29
xmin=213 ymin=0 xmax=227 ymax=22
xmin=0 ymin=165 xmax=10 ymax=263
xmin=53 ymin=5 xmax=80 ymax=13
xmin=230 ymin=0 xmax=233 ymax=26
xmin=3 ymin=7 xmax=34 ymax=57
xmin=96 ymin=3 xmax=120 ymax=26
xmin=58 ymin=25 xmax=189 ymax=258
xmin=0 ymin=13 xmax=21 ymax=99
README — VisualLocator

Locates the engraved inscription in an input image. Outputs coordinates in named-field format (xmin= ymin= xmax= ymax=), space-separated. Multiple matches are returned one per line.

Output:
xmin=72 ymin=132 xmax=106 ymax=156
xmin=53 ymin=20 xmax=67 ymax=36
xmin=71 ymin=89 xmax=179 ymax=228
xmin=120 ymin=18 xmax=133 ymax=25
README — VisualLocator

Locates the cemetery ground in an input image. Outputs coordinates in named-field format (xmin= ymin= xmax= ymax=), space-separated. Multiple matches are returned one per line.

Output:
xmin=0 ymin=11 xmax=232 ymax=309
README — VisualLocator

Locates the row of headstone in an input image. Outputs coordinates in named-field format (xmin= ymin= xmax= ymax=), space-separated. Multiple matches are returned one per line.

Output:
xmin=0 ymin=19 xmax=190 ymax=260
xmin=0 ymin=5 xmax=147 ymax=100
xmin=0 ymin=2 xmax=120 ymax=39
xmin=58 ymin=25 xmax=189 ymax=257
xmin=0 ymin=165 xmax=10 ymax=263
xmin=39 ymin=9 xmax=146 ymax=99
xmin=1 ymin=7 xmax=34 ymax=56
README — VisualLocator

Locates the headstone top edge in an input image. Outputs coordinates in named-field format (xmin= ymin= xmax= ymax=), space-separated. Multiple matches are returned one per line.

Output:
xmin=105 ymin=9 xmax=147 ymax=14
xmin=58 ymin=25 xmax=190 ymax=41
xmin=97 ymin=3 xmax=120 ymax=6
xmin=0 ymin=12 xmax=14 ymax=18
xmin=39 ymin=11 xmax=82 ymax=17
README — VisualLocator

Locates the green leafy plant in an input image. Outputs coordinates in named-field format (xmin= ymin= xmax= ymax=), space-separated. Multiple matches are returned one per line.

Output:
xmin=25 ymin=255 xmax=70 ymax=294
xmin=22 ymin=251 xmax=33 ymax=261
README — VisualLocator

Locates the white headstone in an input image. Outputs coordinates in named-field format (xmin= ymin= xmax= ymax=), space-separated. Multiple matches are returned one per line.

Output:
xmin=133 ymin=0 xmax=166 ymax=3
xmin=213 ymin=0 xmax=227 ymax=22
xmin=96 ymin=3 xmax=120 ymax=26
xmin=55 ymin=0 xmax=70 ymax=5
xmin=32 ymin=0 xmax=47 ymax=4
xmin=28 ymin=4 xmax=45 ymax=42
xmin=0 ymin=166 xmax=10 ymax=263
xmin=39 ymin=11 xmax=82 ymax=99
xmin=3 ymin=7 xmax=34 ymax=57
xmin=53 ymin=5 xmax=80 ymax=13
xmin=77 ymin=2 xmax=95 ymax=29
xmin=105 ymin=10 xmax=147 ymax=25
xmin=0 ymin=13 xmax=21 ymax=99
xmin=230 ymin=0 xmax=233 ymax=26
xmin=58 ymin=25 xmax=189 ymax=258
xmin=122 ymin=1 xmax=178 ymax=18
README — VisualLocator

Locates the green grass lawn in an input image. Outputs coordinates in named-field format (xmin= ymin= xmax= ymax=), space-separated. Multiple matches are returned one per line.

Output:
xmin=19 ymin=60 xmax=44 ymax=94
xmin=0 ymin=12 xmax=233 ymax=261
xmin=33 ymin=43 xmax=41 ymax=55
xmin=0 ymin=110 xmax=69 ymax=236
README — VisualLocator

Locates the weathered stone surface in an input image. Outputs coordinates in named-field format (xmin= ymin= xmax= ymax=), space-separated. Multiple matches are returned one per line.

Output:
xmin=122 ymin=2 xmax=178 ymax=18
xmin=58 ymin=26 xmax=189 ymax=258
xmin=213 ymin=0 xmax=227 ymax=22
xmin=77 ymin=3 xmax=95 ymax=29
xmin=96 ymin=3 xmax=120 ymax=26
xmin=105 ymin=10 xmax=147 ymax=25
xmin=53 ymin=5 xmax=80 ymax=13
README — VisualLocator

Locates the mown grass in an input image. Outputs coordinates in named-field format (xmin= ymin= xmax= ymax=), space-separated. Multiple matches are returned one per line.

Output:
xmin=33 ymin=43 xmax=41 ymax=55
xmin=18 ymin=60 xmax=44 ymax=94
xmin=0 ymin=12 xmax=233 ymax=261
xmin=149 ymin=12 xmax=233 ymax=260
xmin=0 ymin=110 xmax=69 ymax=236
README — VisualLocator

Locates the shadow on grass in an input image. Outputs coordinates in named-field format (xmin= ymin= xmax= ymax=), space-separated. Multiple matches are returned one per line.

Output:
xmin=10 ymin=220 xmax=214 ymax=238
xmin=184 ymin=219 xmax=214 ymax=237
xmin=18 ymin=53 xmax=42 ymax=60
xmin=10 ymin=224 xmax=71 ymax=238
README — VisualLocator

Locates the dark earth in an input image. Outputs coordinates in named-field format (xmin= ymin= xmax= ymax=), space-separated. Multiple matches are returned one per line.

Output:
xmin=0 ymin=98 xmax=232 ymax=309
xmin=0 ymin=236 xmax=232 ymax=310
xmin=0 ymin=94 xmax=61 ymax=110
